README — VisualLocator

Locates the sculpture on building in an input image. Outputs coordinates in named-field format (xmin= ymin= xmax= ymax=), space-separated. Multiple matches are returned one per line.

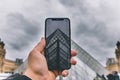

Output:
xmin=115 ymin=41 xmax=120 ymax=66
xmin=0 ymin=38 xmax=6 ymax=72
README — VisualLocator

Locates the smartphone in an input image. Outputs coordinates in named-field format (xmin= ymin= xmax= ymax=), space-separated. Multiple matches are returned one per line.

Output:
xmin=45 ymin=18 xmax=71 ymax=71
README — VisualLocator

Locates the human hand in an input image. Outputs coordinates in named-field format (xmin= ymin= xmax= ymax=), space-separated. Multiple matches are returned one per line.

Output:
xmin=26 ymin=38 xmax=77 ymax=80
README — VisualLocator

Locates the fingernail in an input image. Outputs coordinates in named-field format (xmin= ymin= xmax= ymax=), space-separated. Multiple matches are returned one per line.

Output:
xmin=64 ymin=72 xmax=67 ymax=75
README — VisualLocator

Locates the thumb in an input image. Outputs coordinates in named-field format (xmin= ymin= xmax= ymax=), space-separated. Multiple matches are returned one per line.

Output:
xmin=34 ymin=37 xmax=46 ymax=53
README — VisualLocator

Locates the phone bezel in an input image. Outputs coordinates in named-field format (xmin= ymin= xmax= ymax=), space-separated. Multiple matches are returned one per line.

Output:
xmin=45 ymin=18 xmax=71 ymax=70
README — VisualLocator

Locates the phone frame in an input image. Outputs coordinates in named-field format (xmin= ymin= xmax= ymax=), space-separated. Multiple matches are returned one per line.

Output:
xmin=45 ymin=18 xmax=71 ymax=70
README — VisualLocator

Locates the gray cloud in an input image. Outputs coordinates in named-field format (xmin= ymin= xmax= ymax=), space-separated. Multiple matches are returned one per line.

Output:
xmin=59 ymin=0 xmax=120 ymax=65
xmin=6 ymin=13 xmax=40 ymax=51
xmin=59 ymin=0 xmax=79 ymax=7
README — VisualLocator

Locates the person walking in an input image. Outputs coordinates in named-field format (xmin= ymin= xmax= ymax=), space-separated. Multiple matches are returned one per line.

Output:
xmin=101 ymin=74 xmax=106 ymax=80
xmin=114 ymin=71 xmax=120 ymax=80
xmin=107 ymin=73 xmax=114 ymax=80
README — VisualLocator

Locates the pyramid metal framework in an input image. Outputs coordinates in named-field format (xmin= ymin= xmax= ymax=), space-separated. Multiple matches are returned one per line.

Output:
xmin=60 ymin=41 xmax=109 ymax=80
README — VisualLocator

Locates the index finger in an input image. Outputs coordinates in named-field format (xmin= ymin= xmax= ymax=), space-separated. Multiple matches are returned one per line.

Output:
xmin=71 ymin=50 xmax=77 ymax=57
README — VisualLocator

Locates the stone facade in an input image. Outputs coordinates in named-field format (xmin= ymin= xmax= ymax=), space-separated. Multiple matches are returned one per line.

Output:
xmin=106 ymin=41 xmax=120 ymax=73
xmin=0 ymin=39 xmax=22 ymax=73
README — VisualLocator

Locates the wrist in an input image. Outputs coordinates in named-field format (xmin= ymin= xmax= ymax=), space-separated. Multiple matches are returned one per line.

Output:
xmin=48 ymin=71 xmax=56 ymax=80
xmin=40 ymin=71 xmax=56 ymax=80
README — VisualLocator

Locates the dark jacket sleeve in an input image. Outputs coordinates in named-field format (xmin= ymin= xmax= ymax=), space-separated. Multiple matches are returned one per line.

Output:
xmin=3 ymin=73 xmax=21 ymax=80
xmin=4 ymin=73 xmax=31 ymax=80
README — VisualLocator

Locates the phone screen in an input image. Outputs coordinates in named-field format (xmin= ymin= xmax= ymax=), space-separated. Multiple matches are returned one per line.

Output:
xmin=45 ymin=18 xmax=71 ymax=71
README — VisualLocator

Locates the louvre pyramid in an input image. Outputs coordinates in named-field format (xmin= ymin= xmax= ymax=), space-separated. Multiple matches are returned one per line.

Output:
xmin=45 ymin=29 xmax=71 ymax=70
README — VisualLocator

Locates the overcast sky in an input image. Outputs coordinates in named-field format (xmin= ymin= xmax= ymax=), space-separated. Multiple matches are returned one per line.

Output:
xmin=0 ymin=0 xmax=120 ymax=66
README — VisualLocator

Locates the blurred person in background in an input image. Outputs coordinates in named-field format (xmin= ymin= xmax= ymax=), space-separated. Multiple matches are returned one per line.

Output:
xmin=114 ymin=71 xmax=119 ymax=80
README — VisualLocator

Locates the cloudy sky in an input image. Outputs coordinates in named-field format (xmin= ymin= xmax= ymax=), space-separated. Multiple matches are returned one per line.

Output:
xmin=0 ymin=0 xmax=120 ymax=66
